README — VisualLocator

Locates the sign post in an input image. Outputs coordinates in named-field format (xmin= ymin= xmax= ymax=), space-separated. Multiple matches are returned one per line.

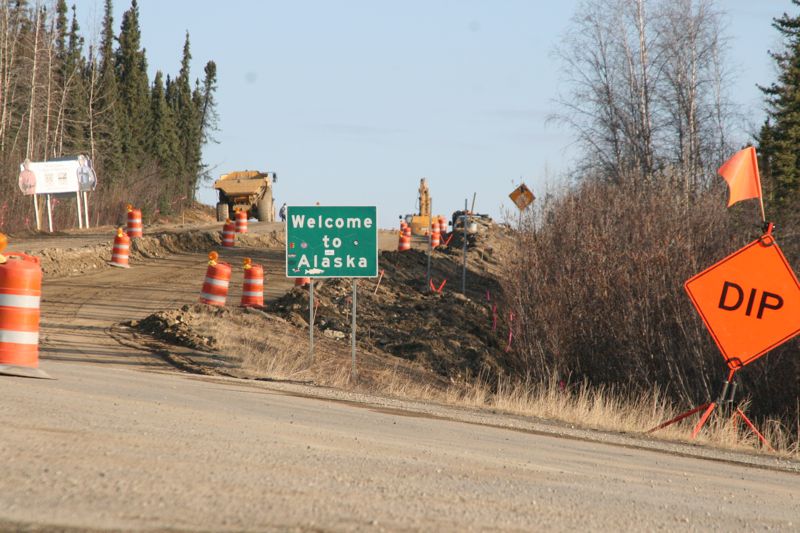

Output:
xmin=309 ymin=279 xmax=315 ymax=363
xmin=286 ymin=206 xmax=378 ymax=378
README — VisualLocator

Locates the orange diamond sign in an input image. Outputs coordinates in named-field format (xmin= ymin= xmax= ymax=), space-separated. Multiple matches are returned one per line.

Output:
xmin=509 ymin=183 xmax=535 ymax=211
xmin=685 ymin=233 xmax=800 ymax=369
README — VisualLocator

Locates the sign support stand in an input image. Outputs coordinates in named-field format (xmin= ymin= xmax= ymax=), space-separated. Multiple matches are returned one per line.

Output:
xmin=76 ymin=191 xmax=83 ymax=229
xmin=647 ymin=367 xmax=772 ymax=450
xmin=32 ymin=194 xmax=41 ymax=231
xmin=351 ymin=279 xmax=357 ymax=380
xmin=309 ymin=279 xmax=315 ymax=364
xmin=426 ymin=199 xmax=432 ymax=291
xmin=83 ymin=191 xmax=90 ymax=228
xmin=46 ymin=194 xmax=53 ymax=233
xmin=461 ymin=198 xmax=468 ymax=294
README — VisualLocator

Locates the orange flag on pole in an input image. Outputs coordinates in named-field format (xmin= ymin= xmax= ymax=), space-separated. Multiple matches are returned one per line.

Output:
xmin=717 ymin=146 xmax=763 ymax=207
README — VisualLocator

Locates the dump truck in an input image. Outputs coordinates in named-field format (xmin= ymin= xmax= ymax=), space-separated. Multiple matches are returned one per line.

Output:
xmin=213 ymin=170 xmax=277 ymax=222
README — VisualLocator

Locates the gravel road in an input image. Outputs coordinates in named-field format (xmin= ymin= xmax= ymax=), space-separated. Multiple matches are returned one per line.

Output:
xmin=1 ymin=361 xmax=798 ymax=532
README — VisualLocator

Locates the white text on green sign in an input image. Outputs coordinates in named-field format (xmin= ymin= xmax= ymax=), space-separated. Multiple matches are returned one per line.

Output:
xmin=285 ymin=206 xmax=378 ymax=278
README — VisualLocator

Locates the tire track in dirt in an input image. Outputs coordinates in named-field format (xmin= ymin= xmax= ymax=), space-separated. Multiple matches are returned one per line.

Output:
xmin=38 ymin=247 xmax=293 ymax=373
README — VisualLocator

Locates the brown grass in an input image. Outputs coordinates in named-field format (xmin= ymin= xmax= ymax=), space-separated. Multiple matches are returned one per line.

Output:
xmin=176 ymin=306 xmax=799 ymax=459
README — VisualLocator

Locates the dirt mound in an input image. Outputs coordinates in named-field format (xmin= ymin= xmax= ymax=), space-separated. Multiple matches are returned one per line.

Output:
xmin=132 ymin=222 xmax=518 ymax=384
xmin=130 ymin=303 xmax=440 ymax=389
xmin=28 ymin=227 xmax=284 ymax=279
xmin=268 ymin=247 xmax=509 ymax=381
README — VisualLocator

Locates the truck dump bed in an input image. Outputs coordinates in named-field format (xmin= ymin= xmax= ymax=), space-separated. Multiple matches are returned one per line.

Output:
xmin=213 ymin=170 xmax=276 ymax=222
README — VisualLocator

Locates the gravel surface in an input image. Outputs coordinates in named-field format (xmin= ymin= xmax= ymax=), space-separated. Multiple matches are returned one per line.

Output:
xmin=1 ymin=361 xmax=798 ymax=532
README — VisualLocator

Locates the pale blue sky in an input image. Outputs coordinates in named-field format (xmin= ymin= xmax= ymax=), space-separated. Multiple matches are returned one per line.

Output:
xmin=74 ymin=0 xmax=789 ymax=226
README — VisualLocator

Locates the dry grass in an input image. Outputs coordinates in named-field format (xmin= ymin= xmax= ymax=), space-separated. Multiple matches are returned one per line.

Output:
xmin=176 ymin=307 xmax=798 ymax=459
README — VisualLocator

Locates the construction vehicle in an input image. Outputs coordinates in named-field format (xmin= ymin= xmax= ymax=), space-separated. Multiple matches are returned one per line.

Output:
xmin=402 ymin=178 xmax=432 ymax=236
xmin=213 ymin=170 xmax=277 ymax=222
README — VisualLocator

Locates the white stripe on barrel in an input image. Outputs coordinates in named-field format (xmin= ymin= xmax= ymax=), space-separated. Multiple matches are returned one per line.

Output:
xmin=0 ymin=329 xmax=39 ymax=345
xmin=0 ymin=294 xmax=40 ymax=309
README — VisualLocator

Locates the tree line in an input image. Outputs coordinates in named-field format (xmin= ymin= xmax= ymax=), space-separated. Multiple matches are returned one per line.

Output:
xmin=0 ymin=0 xmax=217 ymax=231
xmin=505 ymin=0 xmax=798 ymax=441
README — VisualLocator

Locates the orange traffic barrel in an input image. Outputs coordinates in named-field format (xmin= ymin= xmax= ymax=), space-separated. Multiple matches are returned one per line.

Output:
xmin=235 ymin=210 xmax=248 ymax=234
xmin=221 ymin=219 xmax=236 ymax=247
xmin=431 ymin=225 xmax=441 ymax=248
xmin=438 ymin=215 xmax=447 ymax=234
xmin=294 ymin=277 xmax=310 ymax=288
xmin=109 ymin=228 xmax=131 ymax=268
xmin=0 ymin=240 xmax=50 ymax=378
xmin=398 ymin=231 xmax=411 ymax=252
xmin=199 ymin=252 xmax=231 ymax=306
xmin=126 ymin=204 xmax=143 ymax=238
xmin=241 ymin=258 xmax=264 ymax=307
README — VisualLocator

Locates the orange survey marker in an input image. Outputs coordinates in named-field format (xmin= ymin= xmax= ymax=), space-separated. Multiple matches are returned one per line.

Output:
xmin=429 ymin=279 xmax=447 ymax=294
xmin=685 ymin=228 xmax=800 ymax=369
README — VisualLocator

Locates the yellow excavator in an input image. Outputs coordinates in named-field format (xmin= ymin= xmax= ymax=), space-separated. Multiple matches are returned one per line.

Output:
xmin=403 ymin=178 xmax=432 ymax=236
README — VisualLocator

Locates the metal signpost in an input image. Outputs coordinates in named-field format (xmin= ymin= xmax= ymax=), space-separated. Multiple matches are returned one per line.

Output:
xmin=462 ymin=199 xmax=468 ymax=294
xmin=286 ymin=206 xmax=378 ymax=378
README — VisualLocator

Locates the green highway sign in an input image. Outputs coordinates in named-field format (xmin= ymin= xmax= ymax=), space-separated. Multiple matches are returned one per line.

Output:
xmin=285 ymin=206 xmax=378 ymax=278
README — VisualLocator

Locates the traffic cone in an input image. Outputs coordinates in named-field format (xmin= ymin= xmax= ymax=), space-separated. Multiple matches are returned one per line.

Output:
xmin=241 ymin=258 xmax=264 ymax=307
xmin=200 ymin=252 xmax=231 ymax=306
xmin=0 ymin=234 xmax=50 ymax=379
xmin=109 ymin=228 xmax=131 ymax=268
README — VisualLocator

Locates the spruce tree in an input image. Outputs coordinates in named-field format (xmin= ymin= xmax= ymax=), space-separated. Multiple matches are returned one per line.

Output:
xmin=116 ymin=0 xmax=150 ymax=166
xmin=149 ymin=70 xmax=181 ymax=190
xmin=198 ymin=60 xmax=218 ymax=145
xmin=55 ymin=0 xmax=68 ymax=62
xmin=62 ymin=5 xmax=89 ymax=155
xmin=757 ymin=1 xmax=800 ymax=210
xmin=96 ymin=0 xmax=124 ymax=181
xmin=175 ymin=32 xmax=201 ymax=198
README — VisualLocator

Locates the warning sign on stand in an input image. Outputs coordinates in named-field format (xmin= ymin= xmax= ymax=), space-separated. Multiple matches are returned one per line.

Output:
xmin=685 ymin=233 xmax=800 ymax=368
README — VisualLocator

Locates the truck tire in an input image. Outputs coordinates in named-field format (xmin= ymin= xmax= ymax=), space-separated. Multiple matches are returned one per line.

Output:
xmin=216 ymin=202 xmax=229 ymax=222
xmin=256 ymin=196 xmax=273 ymax=222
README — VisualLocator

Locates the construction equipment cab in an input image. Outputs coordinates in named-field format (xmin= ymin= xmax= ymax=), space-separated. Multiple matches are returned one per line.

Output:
xmin=213 ymin=170 xmax=277 ymax=222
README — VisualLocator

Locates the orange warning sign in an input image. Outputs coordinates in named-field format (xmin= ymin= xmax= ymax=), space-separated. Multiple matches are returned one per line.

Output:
xmin=685 ymin=233 xmax=800 ymax=369
xmin=509 ymin=183 xmax=535 ymax=211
